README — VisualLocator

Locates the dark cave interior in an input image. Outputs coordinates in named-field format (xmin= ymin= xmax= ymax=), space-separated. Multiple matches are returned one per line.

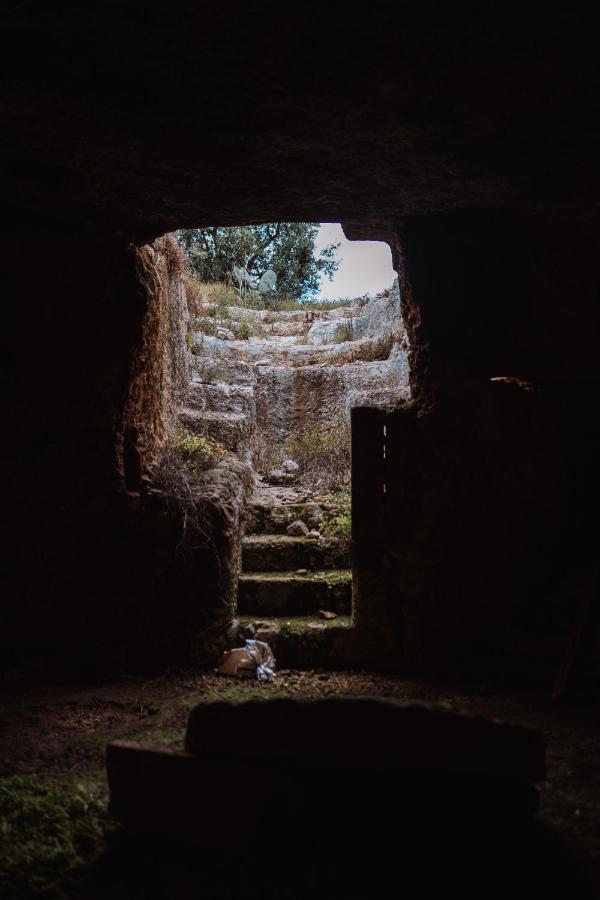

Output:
xmin=1 ymin=3 xmax=599 ymax=897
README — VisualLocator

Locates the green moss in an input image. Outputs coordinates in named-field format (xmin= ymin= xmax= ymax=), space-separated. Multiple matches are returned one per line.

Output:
xmin=320 ymin=569 xmax=352 ymax=586
xmin=239 ymin=569 xmax=350 ymax=583
xmin=0 ymin=775 xmax=114 ymax=899
xmin=238 ymin=615 xmax=352 ymax=634
xmin=321 ymin=492 xmax=351 ymax=542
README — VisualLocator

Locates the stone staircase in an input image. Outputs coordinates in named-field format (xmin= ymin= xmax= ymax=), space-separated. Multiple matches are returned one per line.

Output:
xmin=238 ymin=483 xmax=352 ymax=619
xmin=180 ymin=285 xmax=408 ymax=628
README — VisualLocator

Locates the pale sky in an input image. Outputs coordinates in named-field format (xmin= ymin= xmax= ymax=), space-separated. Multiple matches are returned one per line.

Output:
xmin=315 ymin=223 xmax=397 ymax=299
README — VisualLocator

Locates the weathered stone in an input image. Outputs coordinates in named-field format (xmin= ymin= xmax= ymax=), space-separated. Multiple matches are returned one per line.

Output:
xmin=184 ymin=698 xmax=545 ymax=781
xmin=287 ymin=519 xmax=309 ymax=537
xmin=266 ymin=468 xmax=290 ymax=486
xmin=282 ymin=458 xmax=299 ymax=473
xmin=108 ymin=691 xmax=545 ymax=842
xmin=242 ymin=534 xmax=348 ymax=572
xmin=237 ymin=570 xmax=351 ymax=616
xmin=254 ymin=624 xmax=280 ymax=644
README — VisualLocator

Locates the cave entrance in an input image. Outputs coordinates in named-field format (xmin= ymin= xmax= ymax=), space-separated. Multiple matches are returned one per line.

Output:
xmin=176 ymin=223 xmax=409 ymax=653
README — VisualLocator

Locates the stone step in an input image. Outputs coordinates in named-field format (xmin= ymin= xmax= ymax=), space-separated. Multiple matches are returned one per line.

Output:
xmin=237 ymin=570 xmax=352 ymax=616
xmin=187 ymin=380 xmax=255 ymax=416
xmin=179 ymin=408 xmax=253 ymax=452
xmin=245 ymin=499 xmax=328 ymax=534
xmin=242 ymin=534 xmax=349 ymax=572
xmin=264 ymin=320 xmax=309 ymax=337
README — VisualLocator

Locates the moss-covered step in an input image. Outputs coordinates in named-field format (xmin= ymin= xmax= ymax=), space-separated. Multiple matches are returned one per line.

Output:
xmin=245 ymin=500 xmax=328 ymax=535
xmin=242 ymin=534 xmax=349 ymax=572
xmin=237 ymin=570 xmax=352 ymax=616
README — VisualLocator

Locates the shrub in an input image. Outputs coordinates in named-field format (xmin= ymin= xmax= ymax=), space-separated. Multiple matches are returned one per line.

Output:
xmin=170 ymin=430 xmax=227 ymax=472
xmin=195 ymin=280 xmax=239 ymax=307
xmin=322 ymin=492 xmax=351 ymax=542
xmin=192 ymin=358 xmax=230 ymax=383
xmin=194 ymin=318 xmax=217 ymax=337
xmin=332 ymin=320 xmax=354 ymax=343
xmin=154 ymin=430 xmax=227 ymax=545
xmin=184 ymin=273 xmax=204 ymax=316
xmin=185 ymin=330 xmax=193 ymax=351
xmin=236 ymin=320 xmax=252 ymax=340
xmin=285 ymin=418 xmax=350 ymax=491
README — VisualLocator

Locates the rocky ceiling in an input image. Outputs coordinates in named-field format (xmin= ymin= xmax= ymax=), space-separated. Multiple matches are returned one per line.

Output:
xmin=1 ymin=2 xmax=598 ymax=239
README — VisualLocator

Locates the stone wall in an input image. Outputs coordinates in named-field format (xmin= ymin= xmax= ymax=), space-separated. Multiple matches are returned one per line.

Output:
xmin=347 ymin=212 xmax=600 ymax=680
xmin=186 ymin=283 xmax=410 ymax=474
xmin=0 ymin=226 xmax=247 ymax=674
xmin=3 ymin=0 xmax=600 ymax=682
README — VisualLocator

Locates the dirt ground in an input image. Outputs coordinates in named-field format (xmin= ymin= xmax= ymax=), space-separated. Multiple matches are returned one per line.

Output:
xmin=1 ymin=668 xmax=599 ymax=898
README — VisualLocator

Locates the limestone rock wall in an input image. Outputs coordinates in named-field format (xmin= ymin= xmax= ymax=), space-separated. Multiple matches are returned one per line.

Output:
xmin=117 ymin=235 xmax=190 ymax=490
xmin=187 ymin=282 xmax=410 ymax=477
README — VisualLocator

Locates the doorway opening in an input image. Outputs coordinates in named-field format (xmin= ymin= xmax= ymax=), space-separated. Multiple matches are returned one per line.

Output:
xmin=169 ymin=223 xmax=409 ymax=658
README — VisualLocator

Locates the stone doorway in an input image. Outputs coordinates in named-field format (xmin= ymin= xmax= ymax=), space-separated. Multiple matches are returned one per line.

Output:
xmin=179 ymin=248 xmax=410 ymax=655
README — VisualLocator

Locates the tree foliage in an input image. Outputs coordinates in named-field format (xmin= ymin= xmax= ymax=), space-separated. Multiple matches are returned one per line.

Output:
xmin=177 ymin=223 xmax=340 ymax=300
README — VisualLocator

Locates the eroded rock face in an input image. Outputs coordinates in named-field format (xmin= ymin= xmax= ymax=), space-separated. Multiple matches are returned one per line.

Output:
xmin=185 ymin=281 xmax=409 ymax=480
xmin=307 ymin=285 xmax=400 ymax=345
xmin=3 ymin=4 xmax=600 ymax=680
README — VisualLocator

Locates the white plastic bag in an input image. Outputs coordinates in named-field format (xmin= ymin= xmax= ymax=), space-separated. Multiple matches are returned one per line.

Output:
xmin=216 ymin=639 xmax=276 ymax=682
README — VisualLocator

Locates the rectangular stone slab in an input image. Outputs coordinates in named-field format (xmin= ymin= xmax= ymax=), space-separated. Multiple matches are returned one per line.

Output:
xmin=107 ymin=731 xmax=542 ymax=844
xmin=185 ymin=697 xmax=545 ymax=781
xmin=237 ymin=571 xmax=351 ymax=615
xmin=106 ymin=741 xmax=300 ymax=843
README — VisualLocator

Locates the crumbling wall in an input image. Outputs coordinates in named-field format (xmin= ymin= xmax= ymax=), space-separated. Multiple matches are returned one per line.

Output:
xmin=0 ymin=225 xmax=248 ymax=674
xmin=116 ymin=236 xmax=190 ymax=490
xmin=117 ymin=237 xmax=251 ymax=670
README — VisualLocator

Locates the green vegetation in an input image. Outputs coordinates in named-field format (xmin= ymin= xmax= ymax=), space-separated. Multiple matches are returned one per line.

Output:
xmin=332 ymin=320 xmax=355 ymax=343
xmin=0 ymin=775 xmax=113 ymax=899
xmin=235 ymin=320 xmax=252 ymax=340
xmin=322 ymin=491 xmax=351 ymax=543
xmin=194 ymin=317 xmax=217 ymax=336
xmin=177 ymin=223 xmax=340 ymax=301
xmin=184 ymin=272 xmax=353 ymax=317
xmin=286 ymin=420 xmax=350 ymax=492
xmin=171 ymin=429 xmax=227 ymax=472
xmin=192 ymin=357 xmax=235 ymax=383
xmin=238 ymin=615 xmax=352 ymax=633
xmin=247 ymin=295 xmax=352 ymax=313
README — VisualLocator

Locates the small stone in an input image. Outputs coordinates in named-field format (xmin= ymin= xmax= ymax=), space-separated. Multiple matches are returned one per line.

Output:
xmin=295 ymin=568 xmax=308 ymax=575
xmin=282 ymin=458 xmax=299 ymax=473
xmin=318 ymin=609 xmax=338 ymax=620
xmin=217 ymin=327 xmax=235 ymax=340
xmin=267 ymin=468 xmax=289 ymax=485
xmin=287 ymin=519 xmax=309 ymax=536
xmin=307 ymin=530 xmax=321 ymax=540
